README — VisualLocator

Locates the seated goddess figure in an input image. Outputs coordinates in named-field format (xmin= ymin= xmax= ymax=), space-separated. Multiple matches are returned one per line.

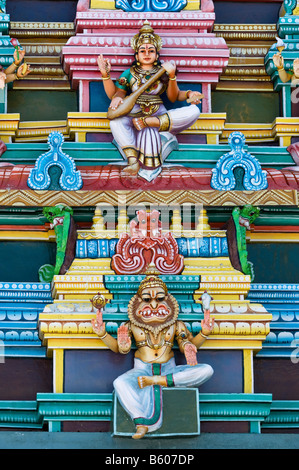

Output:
xmin=98 ymin=21 xmax=203 ymax=180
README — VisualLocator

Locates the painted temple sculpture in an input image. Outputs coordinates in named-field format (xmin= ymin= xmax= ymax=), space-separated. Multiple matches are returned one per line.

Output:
xmin=111 ymin=209 xmax=184 ymax=275
xmin=92 ymin=275 xmax=214 ymax=439
xmin=1 ymin=0 xmax=299 ymax=443
xmin=225 ymin=204 xmax=260 ymax=280
xmin=0 ymin=40 xmax=30 ymax=88
xmin=38 ymin=205 xmax=77 ymax=283
xmin=99 ymin=21 xmax=203 ymax=180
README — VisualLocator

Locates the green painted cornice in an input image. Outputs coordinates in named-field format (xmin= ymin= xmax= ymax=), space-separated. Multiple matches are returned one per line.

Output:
xmin=2 ymin=142 xmax=294 ymax=170
xmin=0 ymin=393 xmax=274 ymax=432
xmin=1 ymin=206 xmax=299 ymax=228
xmin=207 ymin=206 xmax=299 ymax=226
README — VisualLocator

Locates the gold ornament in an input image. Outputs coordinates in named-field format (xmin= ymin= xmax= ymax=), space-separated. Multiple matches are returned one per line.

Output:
xmin=131 ymin=20 xmax=163 ymax=53
xmin=137 ymin=275 xmax=168 ymax=297
xmin=90 ymin=293 xmax=108 ymax=310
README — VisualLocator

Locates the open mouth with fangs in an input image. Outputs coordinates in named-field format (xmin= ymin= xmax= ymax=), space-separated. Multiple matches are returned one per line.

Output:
xmin=137 ymin=305 xmax=171 ymax=321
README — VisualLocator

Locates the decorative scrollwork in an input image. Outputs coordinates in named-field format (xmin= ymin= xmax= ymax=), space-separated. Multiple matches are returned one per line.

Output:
xmin=211 ymin=132 xmax=268 ymax=191
xmin=115 ymin=0 xmax=187 ymax=12
xmin=111 ymin=210 xmax=184 ymax=275
xmin=284 ymin=0 xmax=297 ymax=16
xmin=27 ymin=132 xmax=83 ymax=191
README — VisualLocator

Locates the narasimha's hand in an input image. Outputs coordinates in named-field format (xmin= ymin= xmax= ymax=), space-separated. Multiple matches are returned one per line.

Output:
xmin=91 ymin=309 xmax=106 ymax=338
xmin=117 ymin=324 xmax=131 ymax=353
xmin=184 ymin=342 xmax=198 ymax=366
xmin=201 ymin=309 xmax=215 ymax=337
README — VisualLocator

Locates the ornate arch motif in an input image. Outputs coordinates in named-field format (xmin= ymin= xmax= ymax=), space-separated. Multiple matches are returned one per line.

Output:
xmin=211 ymin=132 xmax=268 ymax=191
xmin=27 ymin=132 xmax=83 ymax=191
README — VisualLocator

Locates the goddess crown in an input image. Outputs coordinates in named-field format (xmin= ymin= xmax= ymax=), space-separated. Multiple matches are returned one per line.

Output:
xmin=131 ymin=20 xmax=163 ymax=52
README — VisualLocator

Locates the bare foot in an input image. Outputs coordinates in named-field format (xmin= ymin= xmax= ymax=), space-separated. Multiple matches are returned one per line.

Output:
xmin=138 ymin=375 xmax=167 ymax=389
xmin=133 ymin=117 xmax=148 ymax=131
xmin=132 ymin=425 xmax=148 ymax=439
xmin=121 ymin=161 xmax=140 ymax=176
xmin=133 ymin=117 xmax=160 ymax=131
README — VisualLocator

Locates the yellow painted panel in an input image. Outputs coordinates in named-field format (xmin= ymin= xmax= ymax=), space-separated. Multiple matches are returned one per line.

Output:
xmin=248 ymin=232 xmax=299 ymax=242
xmin=47 ymin=338 xmax=108 ymax=349
xmin=90 ymin=0 xmax=116 ymax=8
xmin=200 ymin=339 xmax=262 ymax=350
xmin=194 ymin=294 xmax=241 ymax=301
xmin=39 ymin=313 xmax=95 ymax=321
xmin=184 ymin=0 xmax=200 ymax=10
xmin=53 ymin=349 xmax=64 ymax=393
xmin=0 ymin=231 xmax=55 ymax=241
xmin=243 ymin=349 xmax=253 ymax=393
xmin=58 ymin=294 xmax=111 ymax=300
xmin=45 ymin=335 xmax=263 ymax=351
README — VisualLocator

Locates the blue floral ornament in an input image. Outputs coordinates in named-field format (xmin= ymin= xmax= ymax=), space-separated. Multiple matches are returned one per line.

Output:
xmin=27 ymin=132 xmax=83 ymax=191
xmin=211 ymin=132 xmax=268 ymax=191
xmin=115 ymin=0 xmax=187 ymax=12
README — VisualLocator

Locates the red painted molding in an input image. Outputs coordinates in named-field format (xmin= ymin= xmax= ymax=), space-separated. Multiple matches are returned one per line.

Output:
xmin=0 ymin=164 xmax=299 ymax=191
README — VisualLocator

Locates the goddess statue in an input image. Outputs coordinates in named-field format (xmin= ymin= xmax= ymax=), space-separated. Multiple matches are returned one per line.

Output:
xmin=97 ymin=21 xmax=203 ymax=180
xmin=92 ymin=275 xmax=214 ymax=439
xmin=273 ymin=51 xmax=299 ymax=85
xmin=0 ymin=44 xmax=30 ymax=89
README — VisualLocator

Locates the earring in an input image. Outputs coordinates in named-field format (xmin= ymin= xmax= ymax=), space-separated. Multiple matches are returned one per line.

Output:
xmin=154 ymin=61 xmax=157 ymax=65
xmin=137 ymin=61 xmax=140 ymax=66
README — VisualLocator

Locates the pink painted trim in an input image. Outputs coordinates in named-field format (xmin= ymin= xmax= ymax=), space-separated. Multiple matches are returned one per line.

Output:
xmin=77 ymin=0 xmax=90 ymax=12
xmin=201 ymin=83 xmax=211 ymax=113
xmin=79 ymin=80 xmax=90 ymax=112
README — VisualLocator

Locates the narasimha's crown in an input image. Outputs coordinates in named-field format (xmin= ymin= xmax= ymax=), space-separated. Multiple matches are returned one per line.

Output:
xmin=137 ymin=275 xmax=168 ymax=296
xmin=131 ymin=20 xmax=163 ymax=52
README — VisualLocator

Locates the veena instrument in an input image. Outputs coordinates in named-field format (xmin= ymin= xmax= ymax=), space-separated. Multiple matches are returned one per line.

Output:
xmin=107 ymin=66 xmax=166 ymax=120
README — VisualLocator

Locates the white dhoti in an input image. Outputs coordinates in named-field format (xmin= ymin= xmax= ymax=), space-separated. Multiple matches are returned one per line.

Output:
xmin=109 ymin=104 xmax=200 ymax=170
xmin=113 ymin=357 xmax=213 ymax=433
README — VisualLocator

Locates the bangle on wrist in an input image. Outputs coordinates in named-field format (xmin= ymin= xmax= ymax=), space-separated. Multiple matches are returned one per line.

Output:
xmin=200 ymin=331 xmax=208 ymax=339
xmin=98 ymin=332 xmax=108 ymax=339
xmin=169 ymin=76 xmax=176 ymax=81
xmin=102 ymin=75 xmax=110 ymax=80
xmin=277 ymin=66 xmax=284 ymax=71
xmin=14 ymin=73 xmax=19 ymax=80
xmin=181 ymin=340 xmax=192 ymax=349
xmin=185 ymin=90 xmax=191 ymax=100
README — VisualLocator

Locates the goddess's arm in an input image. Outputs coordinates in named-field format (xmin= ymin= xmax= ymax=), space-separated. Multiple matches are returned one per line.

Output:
xmin=97 ymin=54 xmax=117 ymax=99
xmin=273 ymin=52 xmax=292 ymax=83
xmin=163 ymin=61 xmax=203 ymax=104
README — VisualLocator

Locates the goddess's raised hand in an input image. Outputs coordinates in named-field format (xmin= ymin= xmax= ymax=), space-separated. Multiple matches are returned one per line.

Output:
xmin=97 ymin=54 xmax=111 ymax=76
